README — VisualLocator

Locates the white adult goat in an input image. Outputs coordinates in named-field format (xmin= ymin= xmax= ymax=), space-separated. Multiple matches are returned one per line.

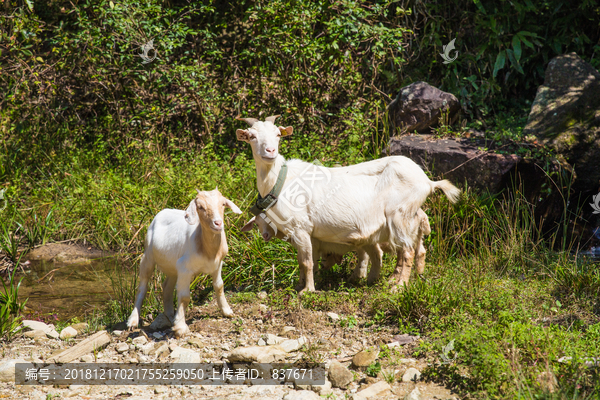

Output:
xmin=242 ymin=208 xmax=431 ymax=284
xmin=126 ymin=189 xmax=241 ymax=338
xmin=236 ymin=116 xmax=459 ymax=292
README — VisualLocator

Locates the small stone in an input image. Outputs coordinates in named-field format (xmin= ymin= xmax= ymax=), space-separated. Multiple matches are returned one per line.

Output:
xmin=132 ymin=336 xmax=148 ymax=346
xmin=402 ymin=367 xmax=421 ymax=382
xmin=221 ymin=344 xmax=230 ymax=351
xmin=187 ymin=337 xmax=203 ymax=348
xmin=153 ymin=332 xmax=164 ymax=340
xmin=280 ymin=326 xmax=296 ymax=336
xmin=116 ymin=343 xmax=129 ymax=354
xmin=328 ymin=361 xmax=353 ymax=389
xmin=398 ymin=358 xmax=417 ymax=364
xmin=259 ymin=304 xmax=268 ymax=313
xmin=228 ymin=345 xmax=286 ymax=363
xmin=352 ymin=381 xmax=391 ymax=400
xmin=46 ymin=329 xmax=60 ymax=340
xmin=112 ymin=330 xmax=123 ymax=336
xmin=127 ymin=357 xmax=138 ymax=363
xmin=352 ymin=349 xmax=379 ymax=368
xmin=60 ymin=327 xmax=78 ymax=340
xmin=151 ymin=343 xmax=170 ymax=358
xmin=149 ymin=313 xmax=172 ymax=330
xmin=22 ymin=320 xmax=51 ymax=332
xmin=278 ymin=337 xmax=306 ymax=353
xmin=0 ymin=359 xmax=29 ymax=382
xmin=327 ymin=312 xmax=340 ymax=321
xmin=312 ymin=379 xmax=332 ymax=394
xmin=80 ymin=355 xmax=95 ymax=363
xmin=154 ymin=385 xmax=168 ymax=394
xmin=258 ymin=338 xmax=267 ymax=346
xmin=283 ymin=390 xmax=321 ymax=400
xmin=266 ymin=334 xmax=286 ymax=345
xmin=170 ymin=347 xmax=201 ymax=364
xmin=138 ymin=355 xmax=148 ymax=362
xmin=392 ymin=334 xmax=418 ymax=345
xmin=404 ymin=387 xmax=421 ymax=400
xmin=257 ymin=291 xmax=268 ymax=299
xmin=24 ymin=330 xmax=47 ymax=339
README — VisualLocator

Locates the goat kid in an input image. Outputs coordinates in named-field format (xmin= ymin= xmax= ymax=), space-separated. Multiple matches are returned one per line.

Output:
xmin=242 ymin=208 xmax=431 ymax=285
xmin=126 ymin=189 xmax=241 ymax=338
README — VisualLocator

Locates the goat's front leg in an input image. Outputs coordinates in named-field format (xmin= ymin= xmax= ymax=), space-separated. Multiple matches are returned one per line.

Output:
xmin=172 ymin=261 xmax=193 ymax=338
xmin=365 ymin=244 xmax=384 ymax=285
xmin=293 ymin=231 xmax=315 ymax=294
xmin=389 ymin=245 xmax=415 ymax=291
xmin=212 ymin=262 xmax=233 ymax=318
xmin=127 ymin=252 xmax=155 ymax=329
xmin=349 ymin=249 xmax=370 ymax=283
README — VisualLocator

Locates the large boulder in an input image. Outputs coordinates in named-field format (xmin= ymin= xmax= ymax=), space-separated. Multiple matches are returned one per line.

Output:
xmin=387 ymin=81 xmax=460 ymax=134
xmin=387 ymin=134 xmax=538 ymax=194
xmin=524 ymin=52 xmax=600 ymax=192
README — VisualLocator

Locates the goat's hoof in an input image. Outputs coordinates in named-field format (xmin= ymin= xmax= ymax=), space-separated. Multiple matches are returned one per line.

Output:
xmin=172 ymin=324 xmax=190 ymax=338
xmin=221 ymin=308 xmax=234 ymax=318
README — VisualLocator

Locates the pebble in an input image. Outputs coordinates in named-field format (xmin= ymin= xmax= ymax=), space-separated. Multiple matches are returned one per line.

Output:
xmin=59 ymin=326 xmax=78 ymax=340
xmin=404 ymin=387 xmax=421 ymax=400
xmin=402 ymin=367 xmax=421 ymax=382
xmin=257 ymin=291 xmax=268 ymax=299
xmin=116 ymin=343 xmax=129 ymax=354
xmin=132 ymin=336 xmax=148 ymax=346
xmin=327 ymin=312 xmax=340 ymax=321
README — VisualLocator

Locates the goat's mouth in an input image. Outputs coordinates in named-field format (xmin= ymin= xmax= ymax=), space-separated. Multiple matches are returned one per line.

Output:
xmin=261 ymin=155 xmax=277 ymax=161
xmin=210 ymin=225 xmax=224 ymax=232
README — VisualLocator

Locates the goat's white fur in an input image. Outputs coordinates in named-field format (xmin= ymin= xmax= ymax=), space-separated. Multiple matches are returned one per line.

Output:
xmin=126 ymin=188 xmax=241 ymax=337
xmin=237 ymin=117 xmax=459 ymax=292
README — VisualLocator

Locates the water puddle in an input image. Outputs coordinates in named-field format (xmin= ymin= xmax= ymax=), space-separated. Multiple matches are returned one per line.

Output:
xmin=16 ymin=255 xmax=134 ymax=321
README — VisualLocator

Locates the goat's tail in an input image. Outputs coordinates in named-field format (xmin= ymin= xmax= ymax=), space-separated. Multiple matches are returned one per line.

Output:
xmin=431 ymin=180 xmax=461 ymax=204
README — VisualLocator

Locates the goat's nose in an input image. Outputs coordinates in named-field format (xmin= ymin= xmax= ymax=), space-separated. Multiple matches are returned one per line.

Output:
xmin=265 ymin=147 xmax=275 ymax=155
xmin=213 ymin=219 xmax=223 ymax=228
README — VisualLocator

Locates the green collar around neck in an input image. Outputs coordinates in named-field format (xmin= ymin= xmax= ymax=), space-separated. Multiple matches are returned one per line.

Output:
xmin=250 ymin=162 xmax=288 ymax=216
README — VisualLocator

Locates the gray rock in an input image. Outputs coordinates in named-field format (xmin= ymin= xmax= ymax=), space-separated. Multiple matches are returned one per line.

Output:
xmin=0 ymin=359 xmax=29 ymax=383
xmin=388 ymin=81 xmax=460 ymax=134
xmin=112 ymin=330 xmax=123 ymax=336
xmin=283 ymin=390 xmax=321 ymax=400
xmin=311 ymin=379 xmax=332 ymax=395
xmin=80 ymin=355 xmax=95 ymax=363
xmin=46 ymin=329 xmax=60 ymax=340
xmin=170 ymin=347 xmax=201 ymax=364
xmin=152 ymin=332 xmax=164 ymax=340
xmin=22 ymin=320 xmax=51 ymax=332
xmin=392 ymin=334 xmax=419 ymax=345
xmin=524 ymin=52 xmax=600 ymax=192
xmin=402 ymin=367 xmax=421 ymax=382
xmin=266 ymin=333 xmax=286 ymax=345
xmin=280 ymin=326 xmax=296 ymax=336
xmin=352 ymin=349 xmax=379 ymax=368
xmin=352 ymin=381 xmax=392 ymax=400
xmin=404 ymin=387 xmax=421 ymax=400
xmin=278 ymin=337 xmax=306 ymax=353
xmin=151 ymin=342 xmax=170 ymax=358
xmin=60 ymin=327 xmax=78 ymax=340
xmin=132 ymin=336 xmax=148 ymax=346
xmin=326 ymin=312 xmax=340 ymax=321
xmin=24 ymin=330 xmax=47 ymax=340
xmin=116 ymin=343 xmax=129 ymax=354
xmin=257 ymin=338 xmax=267 ymax=346
xmin=227 ymin=345 xmax=287 ymax=363
xmin=187 ymin=337 xmax=203 ymax=348
xmin=149 ymin=313 xmax=172 ymax=330
xmin=328 ymin=361 xmax=353 ymax=389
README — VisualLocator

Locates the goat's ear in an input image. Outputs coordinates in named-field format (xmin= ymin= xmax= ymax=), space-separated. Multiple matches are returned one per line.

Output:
xmin=223 ymin=198 xmax=242 ymax=214
xmin=236 ymin=129 xmax=253 ymax=142
xmin=241 ymin=217 xmax=256 ymax=232
xmin=278 ymin=126 xmax=293 ymax=137
xmin=184 ymin=199 xmax=199 ymax=225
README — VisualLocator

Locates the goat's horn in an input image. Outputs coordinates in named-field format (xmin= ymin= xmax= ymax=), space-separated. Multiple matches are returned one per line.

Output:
xmin=236 ymin=116 xmax=259 ymax=126
xmin=265 ymin=115 xmax=281 ymax=123
xmin=196 ymin=189 xmax=202 ymax=195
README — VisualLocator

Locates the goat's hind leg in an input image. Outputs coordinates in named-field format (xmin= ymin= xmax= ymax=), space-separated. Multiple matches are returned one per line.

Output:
xmin=293 ymin=231 xmax=316 ymax=294
xmin=127 ymin=252 xmax=155 ymax=329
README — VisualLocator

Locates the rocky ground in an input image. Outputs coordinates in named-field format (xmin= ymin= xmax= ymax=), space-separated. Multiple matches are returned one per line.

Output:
xmin=0 ymin=291 xmax=460 ymax=400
